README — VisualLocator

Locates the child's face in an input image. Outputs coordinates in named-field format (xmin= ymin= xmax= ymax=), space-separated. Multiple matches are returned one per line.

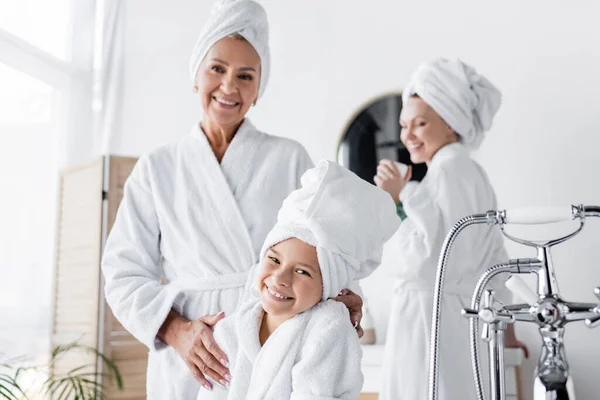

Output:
xmin=257 ymin=238 xmax=323 ymax=320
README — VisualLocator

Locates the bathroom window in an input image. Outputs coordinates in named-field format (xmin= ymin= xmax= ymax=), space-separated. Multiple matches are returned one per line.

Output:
xmin=0 ymin=0 xmax=73 ymax=61
xmin=0 ymin=0 xmax=95 ymax=369
xmin=0 ymin=62 xmax=60 ymax=362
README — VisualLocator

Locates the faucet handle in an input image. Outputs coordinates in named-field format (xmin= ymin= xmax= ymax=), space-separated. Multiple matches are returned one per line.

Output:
xmin=462 ymin=290 xmax=515 ymax=343
xmin=461 ymin=290 xmax=496 ymax=320
xmin=481 ymin=291 xmax=495 ymax=343
xmin=505 ymin=276 xmax=538 ymax=305
xmin=585 ymin=314 xmax=600 ymax=328
xmin=481 ymin=323 xmax=491 ymax=342
xmin=483 ymin=289 xmax=494 ymax=309
xmin=461 ymin=290 xmax=516 ymax=325
xmin=461 ymin=308 xmax=479 ymax=319
xmin=585 ymin=290 xmax=600 ymax=328
xmin=584 ymin=287 xmax=600 ymax=328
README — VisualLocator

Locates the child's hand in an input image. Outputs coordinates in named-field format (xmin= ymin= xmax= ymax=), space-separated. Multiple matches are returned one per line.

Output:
xmin=333 ymin=289 xmax=364 ymax=338
xmin=174 ymin=312 xmax=232 ymax=390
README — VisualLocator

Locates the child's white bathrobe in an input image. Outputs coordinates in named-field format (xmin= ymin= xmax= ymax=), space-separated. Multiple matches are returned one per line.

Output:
xmin=101 ymin=119 xmax=313 ymax=399
xmin=201 ymin=280 xmax=363 ymax=400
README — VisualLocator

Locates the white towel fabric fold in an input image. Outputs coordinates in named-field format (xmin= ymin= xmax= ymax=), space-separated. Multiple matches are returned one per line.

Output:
xmin=189 ymin=0 xmax=270 ymax=98
xmin=403 ymin=58 xmax=502 ymax=150
xmin=260 ymin=160 xmax=400 ymax=300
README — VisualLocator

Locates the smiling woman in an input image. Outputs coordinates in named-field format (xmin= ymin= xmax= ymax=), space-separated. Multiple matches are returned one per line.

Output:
xmin=193 ymin=35 xmax=261 ymax=161
xmin=377 ymin=58 xmax=528 ymax=400
xmin=337 ymin=93 xmax=428 ymax=187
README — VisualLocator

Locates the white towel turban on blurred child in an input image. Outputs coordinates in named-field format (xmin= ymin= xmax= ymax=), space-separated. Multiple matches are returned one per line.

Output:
xmin=403 ymin=58 xmax=502 ymax=150
xmin=189 ymin=0 xmax=270 ymax=98
xmin=260 ymin=160 xmax=401 ymax=301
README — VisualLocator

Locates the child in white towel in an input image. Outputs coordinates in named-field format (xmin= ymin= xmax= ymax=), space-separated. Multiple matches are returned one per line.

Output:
xmin=197 ymin=160 xmax=400 ymax=400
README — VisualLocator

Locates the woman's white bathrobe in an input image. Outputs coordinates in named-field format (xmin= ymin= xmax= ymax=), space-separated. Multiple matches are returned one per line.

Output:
xmin=380 ymin=143 xmax=508 ymax=400
xmin=101 ymin=119 xmax=313 ymax=399
xmin=199 ymin=281 xmax=363 ymax=400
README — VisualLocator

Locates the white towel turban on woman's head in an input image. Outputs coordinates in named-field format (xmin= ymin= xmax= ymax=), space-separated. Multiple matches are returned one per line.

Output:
xmin=189 ymin=0 xmax=270 ymax=98
xmin=260 ymin=160 xmax=400 ymax=301
xmin=402 ymin=58 xmax=502 ymax=150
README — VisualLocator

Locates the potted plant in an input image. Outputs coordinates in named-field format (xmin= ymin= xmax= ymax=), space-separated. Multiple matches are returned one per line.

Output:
xmin=0 ymin=342 xmax=123 ymax=399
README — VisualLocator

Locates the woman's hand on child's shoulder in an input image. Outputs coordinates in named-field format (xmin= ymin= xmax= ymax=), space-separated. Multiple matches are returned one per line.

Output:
xmin=332 ymin=289 xmax=364 ymax=338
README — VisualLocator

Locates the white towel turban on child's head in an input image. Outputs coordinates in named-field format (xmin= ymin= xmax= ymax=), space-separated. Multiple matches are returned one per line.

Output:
xmin=189 ymin=0 xmax=270 ymax=98
xmin=402 ymin=58 xmax=502 ymax=150
xmin=260 ymin=160 xmax=400 ymax=301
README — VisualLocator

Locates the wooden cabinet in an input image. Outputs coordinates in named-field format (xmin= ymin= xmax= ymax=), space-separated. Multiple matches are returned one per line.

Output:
xmin=51 ymin=155 xmax=147 ymax=399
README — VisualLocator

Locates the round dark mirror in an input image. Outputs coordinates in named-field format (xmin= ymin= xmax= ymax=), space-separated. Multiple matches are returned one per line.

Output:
xmin=337 ymin=92 xmax=427 ymax=184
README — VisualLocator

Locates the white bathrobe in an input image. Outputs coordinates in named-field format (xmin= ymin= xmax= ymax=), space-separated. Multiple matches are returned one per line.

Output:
xmin=380 ymin=143 xmax=508 ymax=400
xmin=199 ymin=280 xmax=363 ymax=400
xmin=101 ymin=119 xmax=313 ymax=399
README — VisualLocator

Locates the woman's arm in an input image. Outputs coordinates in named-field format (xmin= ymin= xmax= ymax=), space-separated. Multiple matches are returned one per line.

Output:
xmin=102 ymin=157 xmax=181 ymax=349
xmin=387 ymin=179 xmax=447 ymax=272
xmin=101 ymin=157 xmax=230 ymax=388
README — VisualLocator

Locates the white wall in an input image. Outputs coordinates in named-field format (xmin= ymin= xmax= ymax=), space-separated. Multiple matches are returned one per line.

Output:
xmin=117 ymin=1 xmax=600 ymax=398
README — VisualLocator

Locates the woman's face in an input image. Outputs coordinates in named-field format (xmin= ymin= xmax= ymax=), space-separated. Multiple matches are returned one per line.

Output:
xmin=257 ymin=239 xmax=323 ymax=322
xmin=195 ymin=37 xmax=261 ymax=129
xmin=399 ymin=96 xmax=458 ymax=165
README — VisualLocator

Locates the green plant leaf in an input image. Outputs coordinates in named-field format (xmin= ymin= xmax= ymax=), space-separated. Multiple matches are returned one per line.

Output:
xmin=67 ymin=364 xmax=94 ymax=376
xmin=56 ymin=378 xmax=74 ymax=400
xmin=71 ymin=376 xmax=85 ymax=399
xmin=5 ymin=339 xmax=124 ymax=399
xmin=0 ymin=375 xmax=24 ymax=400
xmin=92 ymin=351 xmax=123 ymax=390
xmin=0 ymin=384 xmax=18 ymax=400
